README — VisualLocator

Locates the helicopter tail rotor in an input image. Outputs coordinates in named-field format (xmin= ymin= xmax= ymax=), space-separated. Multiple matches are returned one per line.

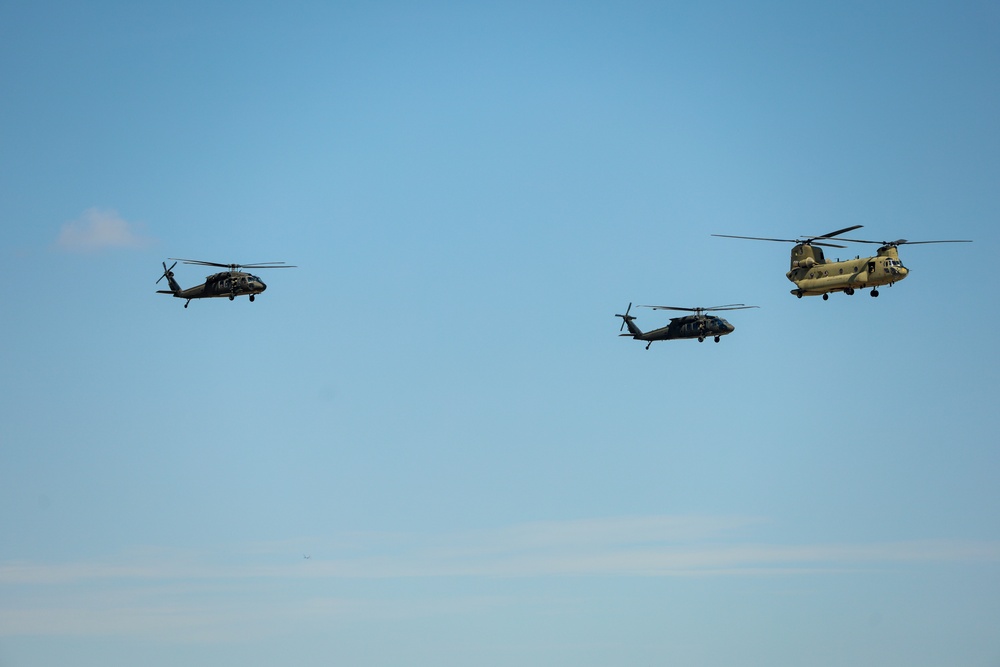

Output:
xmin=616 ymin=303 xmax=643 ymax=337
xmin=155 ymin=261 xmax=181 ymax=293
xmin=615 ymin=303 xmax=634 ymax=331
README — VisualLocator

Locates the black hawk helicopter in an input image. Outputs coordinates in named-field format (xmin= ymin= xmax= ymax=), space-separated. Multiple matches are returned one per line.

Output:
xmin=616 ymin=303 xmax=758 ymax=349
xmin=712 ymin=225 xmax=971 ymax=299
xmin=157 ymin=258 xmax=296 ymax=308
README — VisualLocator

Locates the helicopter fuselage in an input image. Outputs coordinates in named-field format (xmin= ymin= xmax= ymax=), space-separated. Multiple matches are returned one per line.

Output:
xmin=787 ymin=243 xmax=908 ymax=298
xmin=626 ymin=314 xmax=735 ymax=343
xmin=158 ymin=270 xmax=267 ymax=305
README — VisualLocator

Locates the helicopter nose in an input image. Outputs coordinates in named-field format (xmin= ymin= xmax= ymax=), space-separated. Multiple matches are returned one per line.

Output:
xmin=258 ymin=281 xmax=267 ymax=292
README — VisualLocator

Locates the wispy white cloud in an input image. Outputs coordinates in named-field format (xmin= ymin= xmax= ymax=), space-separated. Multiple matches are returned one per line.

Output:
xmin=2 ymin=516 xmax=999 ymax=640
xmin=55 ymin=207 xmax=153 ymax=252
xmin=3 ymin=516 xmax=998 ymax=586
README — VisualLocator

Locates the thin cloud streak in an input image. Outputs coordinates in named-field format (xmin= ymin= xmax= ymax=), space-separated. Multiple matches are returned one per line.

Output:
xmin=4 ymin=516 xmax=999 ymax=641
xmin=3 ymin=517 xmax=999 ymax=585
xmin=55 ymin=207 xmax=153 ymax=251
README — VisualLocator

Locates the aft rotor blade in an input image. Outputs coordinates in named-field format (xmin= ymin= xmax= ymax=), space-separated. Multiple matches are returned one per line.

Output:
xmin=712 ymin=227 xmax=855 ymax=248
xmin=811 ymin=224 xmax=863 ymax=240
xmin=711 ymin=234 xmax=800 ymax=243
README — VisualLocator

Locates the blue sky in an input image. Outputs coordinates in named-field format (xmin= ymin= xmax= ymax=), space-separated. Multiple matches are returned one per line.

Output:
xmin=2 ymin=1 xmax=999 ymax=665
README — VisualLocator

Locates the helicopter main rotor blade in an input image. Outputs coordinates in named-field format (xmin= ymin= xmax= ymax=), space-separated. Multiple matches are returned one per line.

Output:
xmin=711 ymin=234 xmax=847 ymax=248
xmin=837 ymin=238 xmax=972 ymax=246
xmin=810 ymin=224 xmax=863 ymax=240
xmin=641 ymin=303 xmax=758 ymax=313
xmin=170 ymin=258 xmax=231 ymax=267
xmin=169 ymin=258 xmax=297 ymax=269
xmin=640 ymin=305 xmax=698 ymax=312
xmin=897 ymin=240 xmax=972 ymax=245
xmin=711 ymin=234 xmax=800 ymax=243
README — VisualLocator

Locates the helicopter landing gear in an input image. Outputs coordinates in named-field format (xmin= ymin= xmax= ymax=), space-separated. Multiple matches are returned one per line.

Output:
xmin=822 ymin=293 xmax=829 ymax=300
xmin=229 ymin=295 xmax=235 ymax=301
xmin=645 ymin=341 xmax=652 ymax=350
xmin=714 ymin=336 xmax=720 ymax=343
xmin=249 ymin=294 xmax=255 ymax=302
xmin=184 ymin=300 xmax=190 ymax=308
xmin=845 ymin=288 xmax=854 ymax=295
xmin=698 ymin=337 xmax=705 ymax=343
xmin=870 ymin=289 xmax=879 ymax=297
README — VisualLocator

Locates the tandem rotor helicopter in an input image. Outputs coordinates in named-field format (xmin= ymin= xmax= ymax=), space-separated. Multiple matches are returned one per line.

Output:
xmin=156 ymin=258 xmax=296 ymax=308
xmin=712 ymin=225 xmax=971 ymax=300
xmin=616 ymin=303 xmax=758 ymax=349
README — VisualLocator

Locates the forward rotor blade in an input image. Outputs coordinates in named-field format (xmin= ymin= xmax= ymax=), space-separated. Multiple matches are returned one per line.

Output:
xmin=897 ymin=239 xmax=972 ymax=245
xmin=837 ymin=238 xmax=972 ymax=246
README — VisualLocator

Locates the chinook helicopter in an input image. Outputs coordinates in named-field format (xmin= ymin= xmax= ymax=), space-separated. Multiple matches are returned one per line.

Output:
xmin=616 ymin=303 xmax=758 ymax=349
xmin=712 ymin=225 xmax=971 ymax=299
xmin=156 ymin=258 xmax=296 ymax=308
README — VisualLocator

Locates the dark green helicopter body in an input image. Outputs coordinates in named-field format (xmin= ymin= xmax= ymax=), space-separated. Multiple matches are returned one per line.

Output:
xmin=616 ymin=303 xmax=758 ymax=349
xmin=157 ymin=258 xmax=295 ymax=308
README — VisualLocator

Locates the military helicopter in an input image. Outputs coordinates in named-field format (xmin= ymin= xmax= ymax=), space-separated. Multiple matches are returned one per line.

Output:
xmin=712 ymin=225 xmax=971 ymax=299
xmin=156 ymin=258 xmax=296 ymax=308
xmin=616 ymin=303 xmax=758 ymax=349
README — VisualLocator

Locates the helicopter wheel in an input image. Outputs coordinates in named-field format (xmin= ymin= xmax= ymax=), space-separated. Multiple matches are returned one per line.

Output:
xmin=249 ymin=295 xmax=255 ymax=302
xmin=698 ymin=337 xmax=704 ymax=343
xmin=870 ymin=289 xmax=879 ymax=298
xmin=714 ymin=337 xmax=720 ymax=343
xmin=229 ymin=295 xmax=235 ymax=301
xmin=845 ymin=288 xmax=854 ymax=295
xmin=822 ymin=293 xmax=829 ymax=300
